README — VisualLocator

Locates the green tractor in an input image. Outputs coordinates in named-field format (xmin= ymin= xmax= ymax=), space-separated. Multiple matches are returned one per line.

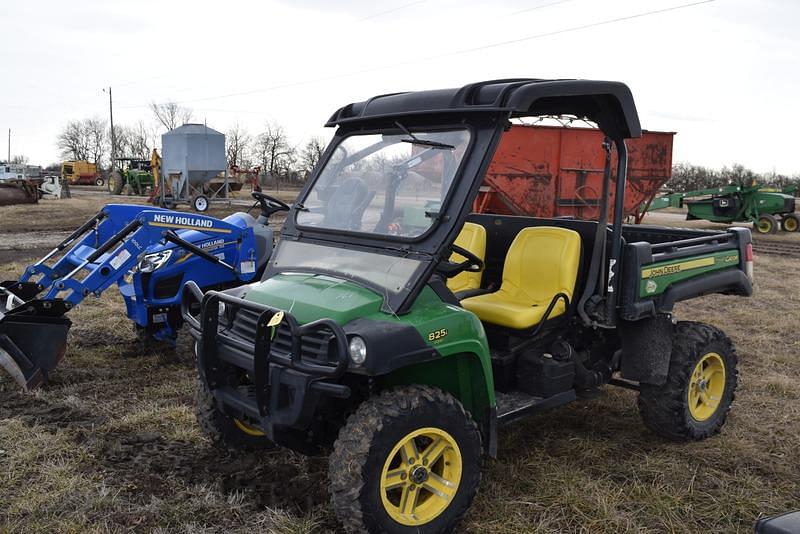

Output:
xmin=183 ymin=79 xmax=754 ymax=533
xmin=646 ymin=182 xmax=798 ymax=234
xmin=107 ymin=157 xmax=156 ymax=196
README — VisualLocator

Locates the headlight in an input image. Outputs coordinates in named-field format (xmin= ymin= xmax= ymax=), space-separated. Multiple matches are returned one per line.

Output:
xmin=348 ymin=336 xmax=367 ymax=366
xmin=137 ymin=249 xmax=173 ymax=273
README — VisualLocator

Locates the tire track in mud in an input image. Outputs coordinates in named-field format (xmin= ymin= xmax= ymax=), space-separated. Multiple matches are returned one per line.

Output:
xmin=0 ymin=387 xmax=106 ymax=429
xmin=0 ymin=230 xmax=71 ymax=266
xmin=85 ymin=431 xmax=330 ymax=513
xmin=0 ymin=230 xmax=71 ymax=250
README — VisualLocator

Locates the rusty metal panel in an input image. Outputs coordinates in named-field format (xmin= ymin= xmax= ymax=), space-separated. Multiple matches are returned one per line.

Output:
xmin=475 ymin=125 xmax=674 ymax=222
xmin=0 ymin=180 xmax=40 ymax=206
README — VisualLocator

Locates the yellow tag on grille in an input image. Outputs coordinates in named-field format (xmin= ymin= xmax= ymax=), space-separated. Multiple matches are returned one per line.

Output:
xmin=267 ymin=310 xmax=284 ymax=327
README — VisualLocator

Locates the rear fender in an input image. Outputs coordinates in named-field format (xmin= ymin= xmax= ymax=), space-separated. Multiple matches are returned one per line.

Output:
xmin=657 ymin=269 xmax=752 ymax=313
xmin=619 ymin=314 xmax=673 ymax=385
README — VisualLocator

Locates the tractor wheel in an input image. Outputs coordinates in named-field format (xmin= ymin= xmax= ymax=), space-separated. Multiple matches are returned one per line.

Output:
xmin=781 ymin=213 xmax=800 ymax=232
xmin=195 ymin=378 xmax=274 ymax=451
xmin=638 ymin=321 xmax=737 ymax=441
xmin=108 ymin=171 xmax=124 ymax=195
xmin=329 ymin=385 xmax=481 ymax=534
xmin=754 ymin=214 xmax=779 ymax=234
xmin=95 ymin=177 xmax=105 ymax=187
xmin=192 ymin=194 xmax=209 ymax=212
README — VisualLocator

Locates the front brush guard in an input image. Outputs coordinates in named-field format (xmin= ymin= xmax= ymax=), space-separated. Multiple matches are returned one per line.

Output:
xmin=182 ymin=281 xmax=350 ymax=439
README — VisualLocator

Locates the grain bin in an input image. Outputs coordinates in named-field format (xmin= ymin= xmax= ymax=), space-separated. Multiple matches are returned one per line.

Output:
xmin=160 ymin=123 xmax=228 ymax=211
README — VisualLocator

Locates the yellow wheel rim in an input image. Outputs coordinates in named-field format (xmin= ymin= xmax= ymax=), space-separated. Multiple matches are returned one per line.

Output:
xmin=785 ymin=217 xmax=798 ymax=232
xmin=234 ymin=418 xmax=266 ymax=437
xmin=688 ymin=352 xmax=726 ymax=421
xmin=756 ymin=218 xmax=772 ymax=233
xmin=380 ymin=427 xmax=462 ymax=527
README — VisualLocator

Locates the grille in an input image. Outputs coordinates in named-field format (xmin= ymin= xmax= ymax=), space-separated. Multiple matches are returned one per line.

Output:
xmin=230 ymin=307 xmax=336 ymax=365
xmin=153 ymin=274 xmax=183 ymax=299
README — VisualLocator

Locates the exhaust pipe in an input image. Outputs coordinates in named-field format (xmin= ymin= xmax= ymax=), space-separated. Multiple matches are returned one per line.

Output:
xmin=0 ymin=284 xmax=71 ymax=390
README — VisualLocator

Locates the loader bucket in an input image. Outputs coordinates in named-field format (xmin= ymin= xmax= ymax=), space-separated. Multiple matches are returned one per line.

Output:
xmin=0 ymin=283 xmax=71 ymax=390
xmin=0 ymin=180 xmax=40 ymax=206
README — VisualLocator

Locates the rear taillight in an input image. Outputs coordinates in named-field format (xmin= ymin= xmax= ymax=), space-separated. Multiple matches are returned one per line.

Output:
xmin=745 ymin=242 xmax=754 ymax=283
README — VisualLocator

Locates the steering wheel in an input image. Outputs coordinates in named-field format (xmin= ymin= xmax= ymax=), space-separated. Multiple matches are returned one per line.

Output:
xmin=438 ymin=243 xmax=484 ymax=278
xmin=251 ymin=191 xmax=291 ymax=218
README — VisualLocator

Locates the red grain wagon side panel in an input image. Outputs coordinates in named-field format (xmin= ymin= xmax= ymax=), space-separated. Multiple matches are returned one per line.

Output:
xmin=475 ymin=125 xmax=674 ymax=222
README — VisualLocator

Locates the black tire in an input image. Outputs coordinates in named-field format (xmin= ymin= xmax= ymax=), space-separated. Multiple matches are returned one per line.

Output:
xmin=192 ymin=194 xmax=209 ymax=212
xmin=134 ymin=325 xmax=162 ymax=350
xmin=108 ymin=171 xmax=124 ymax=195
xmin=95 ymin=177 xmax=105 ymax=187
xmin=754 ymin=213 xmax=778 ymax=234
xmin=329 ymin=385 xmax=481 ymax=534
xmin=638 ymin=321 xmax=738 ymax=441
xmin=781 ymin=213 xmax=799 ymax=232
xmin=195 ymin=378 xmax=274 ymax=451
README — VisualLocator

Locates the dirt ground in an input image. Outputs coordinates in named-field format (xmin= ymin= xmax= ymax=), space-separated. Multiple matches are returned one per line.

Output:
xmin=1 ymin=193 xmax=799 ymax=533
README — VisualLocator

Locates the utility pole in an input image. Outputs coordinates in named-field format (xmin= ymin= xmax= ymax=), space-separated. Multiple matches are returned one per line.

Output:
xmin=7 ymin=128 xmax=10 ymax=163
xmin=105 ymin=87 xmax=116 ymax=171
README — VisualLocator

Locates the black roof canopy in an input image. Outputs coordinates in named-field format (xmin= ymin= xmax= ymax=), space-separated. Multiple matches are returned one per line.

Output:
xmin=327 ymin=78 xmax=642 ymax=139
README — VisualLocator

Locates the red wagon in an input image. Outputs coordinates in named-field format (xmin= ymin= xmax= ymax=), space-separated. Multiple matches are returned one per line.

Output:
xmin=475 ymin=124 xmax=675 ymax=223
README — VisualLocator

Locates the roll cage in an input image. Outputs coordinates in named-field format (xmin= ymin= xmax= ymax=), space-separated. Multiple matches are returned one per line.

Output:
xmin=273 ymin=78 xmax=642 ymax=320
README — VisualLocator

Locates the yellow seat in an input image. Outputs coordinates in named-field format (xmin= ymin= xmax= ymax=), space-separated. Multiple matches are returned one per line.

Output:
xmin=461 ymin=226 xmax=581 ymax=330
xmin=446 ymin=222 xmax=487 ymax=294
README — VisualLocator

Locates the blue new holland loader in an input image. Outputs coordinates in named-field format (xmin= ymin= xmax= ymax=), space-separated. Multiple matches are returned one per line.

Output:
xmin=0 ymin=191 xmax=289 ymax=389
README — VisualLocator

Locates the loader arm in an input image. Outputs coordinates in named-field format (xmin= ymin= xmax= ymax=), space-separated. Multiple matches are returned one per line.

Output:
xmin=35 ymin=210 xmax=258 ymax=306
xmin=0 ymin=204 xmax=259 ymax=390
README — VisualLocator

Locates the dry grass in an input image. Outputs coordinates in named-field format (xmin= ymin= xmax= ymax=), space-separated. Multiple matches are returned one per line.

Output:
xmin=1 ymin=195 xmax=798 ymax=533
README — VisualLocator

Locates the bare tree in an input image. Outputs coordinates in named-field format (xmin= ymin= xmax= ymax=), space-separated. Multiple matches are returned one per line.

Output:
xmin=149 ymin=101 xmax=193 ymax=131
xmin=226 ymin=124 xmax=251 ymax=168
xmin=57 ymin=120 xmax=91 ymax=161
xmin=111 ymin=125 xmax=132 ymax=161
xmin=86 ymin=118 xmax=107 ymax=167
xmin=130 ymin=121 xmax=155 ymax=159
xmin=110 ymin=120 xmax=156 ymax=162
xmin=300 ymin=136 xmax=327 ymax=175
xmin=253 ymin=121 xmax=295 ymax=177
xmin=57 ymin=118 xmax=107 ymax=165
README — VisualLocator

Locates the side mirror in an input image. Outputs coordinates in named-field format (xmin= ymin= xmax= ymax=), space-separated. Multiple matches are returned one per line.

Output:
xmin=755 ymin=511 xmax=800 ymax=534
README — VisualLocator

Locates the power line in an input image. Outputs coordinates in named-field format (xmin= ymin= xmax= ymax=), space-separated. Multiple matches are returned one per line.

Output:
xmin=356 ymin=0 xmax=426 ymax=21
xmin=453 ymin=0 xmax=715 ymax=58
xmin=110 ymin=1 xmax=426 ymax=93
xmin=120 ymin=0 xmax=715 ymax=111
xmin=507 ymin=0 xmax=576 ymax=17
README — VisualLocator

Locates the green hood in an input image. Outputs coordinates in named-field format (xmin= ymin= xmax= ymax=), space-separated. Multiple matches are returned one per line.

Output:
xmin=242 ymin=273 xmax=383 ymax=325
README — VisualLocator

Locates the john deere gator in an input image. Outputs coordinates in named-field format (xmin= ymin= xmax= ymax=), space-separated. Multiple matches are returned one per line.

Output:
xmin=183 ymin=78 xmax=754 ymax=533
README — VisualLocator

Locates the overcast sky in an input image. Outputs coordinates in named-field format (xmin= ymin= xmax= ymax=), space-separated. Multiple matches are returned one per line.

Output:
xmin=1 ymin=0 xmax=797 ymax=175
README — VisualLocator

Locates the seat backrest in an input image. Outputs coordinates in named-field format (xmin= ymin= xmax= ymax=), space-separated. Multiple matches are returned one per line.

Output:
xmin=501 ymin=226 xmax=581 ymax=303
xmin=446 ymin=222 xmax=487 ymax=293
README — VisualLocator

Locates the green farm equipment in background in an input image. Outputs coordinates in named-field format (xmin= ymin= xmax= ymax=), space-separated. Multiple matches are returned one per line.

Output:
xmin=645 ymin=182 xmax=798 ymax=234
xmin=107 ymin=155 xmax=157 ymax=196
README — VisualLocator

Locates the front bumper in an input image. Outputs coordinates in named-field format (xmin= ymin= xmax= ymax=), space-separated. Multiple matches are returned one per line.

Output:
xmin=182 ymin=281 xmax=350 ymax=440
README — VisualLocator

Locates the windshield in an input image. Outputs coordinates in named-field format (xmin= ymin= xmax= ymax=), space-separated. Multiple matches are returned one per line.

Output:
xmin=296 ymin=128 xmax=471 ymax=239
xmin=270 ymin=241 xmax=425 ymax=300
